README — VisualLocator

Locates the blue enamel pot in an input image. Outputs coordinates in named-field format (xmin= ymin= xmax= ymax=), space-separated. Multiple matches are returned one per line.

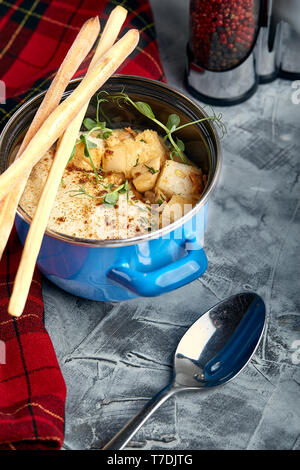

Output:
xmin=0 ymin=76 xmax=221 ymax=302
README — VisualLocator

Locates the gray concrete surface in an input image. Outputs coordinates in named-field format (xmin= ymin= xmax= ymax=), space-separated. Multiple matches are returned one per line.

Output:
xmin=44 ymin=0 xmax=300 ymax=450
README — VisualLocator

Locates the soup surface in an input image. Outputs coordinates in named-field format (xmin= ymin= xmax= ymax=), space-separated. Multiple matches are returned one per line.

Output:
xmin=20 ymin=127 xmax=206 ymax=240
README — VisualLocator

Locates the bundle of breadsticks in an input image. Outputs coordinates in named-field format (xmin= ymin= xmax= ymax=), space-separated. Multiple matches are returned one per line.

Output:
xmin=0 ymin=6 xmax=139 ymax=317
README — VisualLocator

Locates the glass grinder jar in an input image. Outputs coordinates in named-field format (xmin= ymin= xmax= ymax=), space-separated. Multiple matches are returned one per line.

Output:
xmin=186 ymin=0 xmax=265 ymax=105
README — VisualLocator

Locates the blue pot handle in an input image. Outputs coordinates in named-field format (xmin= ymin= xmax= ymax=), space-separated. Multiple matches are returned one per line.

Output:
xmin=108 ymin=238 xmax=208 ymax=297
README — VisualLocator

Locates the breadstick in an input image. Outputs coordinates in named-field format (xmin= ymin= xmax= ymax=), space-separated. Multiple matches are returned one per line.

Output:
xmin=9 ymin=6 xmax=127 ymax=317
xmin=0 ymin=29 xmax=139 ymax=202
xmin=0 ymin=16 xmax=100 ymax=260
xmin=8 ymin=26 xmax=139 ymax=317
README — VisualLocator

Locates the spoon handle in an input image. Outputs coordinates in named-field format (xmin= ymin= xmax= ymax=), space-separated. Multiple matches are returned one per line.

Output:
xmin=102 ymin=383 xmax=176 ymax=450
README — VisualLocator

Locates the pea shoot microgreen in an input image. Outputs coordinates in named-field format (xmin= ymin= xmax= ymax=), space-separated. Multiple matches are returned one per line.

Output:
xmin=79 ymin=134 xmax=101 ymax=183
xmin=83 ymin=91 xmax=112 ymax=139
xmin=68 ymin=92 xmax=113 ymax=166
xmin=83 ymin=118 xmax=112 ymax=139
xmin=69 ymin=139 xmax=81 ymax=163
xmin=67 ymin=180 xmax=130 ymax=207
xmin=119 ymin=179 xmax=130 ymax=200
xmin=103 ymin=190 xmax=119 ymax=206
xmin=108 ymin=91 xmax=226 ymax=163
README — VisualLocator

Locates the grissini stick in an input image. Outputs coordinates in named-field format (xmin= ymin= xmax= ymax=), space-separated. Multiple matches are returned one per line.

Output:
xmin=0 ymin=28 xmax=139 ymax=202
xmin=93 ymin=5 xmax=127 ymax=59
xmin=0 ymin=16 xmax=100 ymax=260
xmin=9 ymin=6 xmax=129 ymax=317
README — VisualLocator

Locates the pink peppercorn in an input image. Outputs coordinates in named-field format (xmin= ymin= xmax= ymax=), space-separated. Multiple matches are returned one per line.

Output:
xmin=190 ymin=0 xmax=259 ymax=71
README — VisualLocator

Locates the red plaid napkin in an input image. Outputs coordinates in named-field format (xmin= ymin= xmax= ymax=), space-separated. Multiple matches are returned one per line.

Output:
xmin=0 ymin=0 xmax=165 ymax=450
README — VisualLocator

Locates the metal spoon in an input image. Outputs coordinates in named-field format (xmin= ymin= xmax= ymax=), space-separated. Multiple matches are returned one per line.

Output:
xmin=102 ymin=292 xmax=266 ymax=450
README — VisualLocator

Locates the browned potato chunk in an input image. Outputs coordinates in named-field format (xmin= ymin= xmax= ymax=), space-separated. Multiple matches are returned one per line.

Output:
xmin=131 ymin=157 xmax=160 ymax=178
xmin=161 ymin=195 xmax=197 ymax=226
xmin=103 ymin=148 xmax=126 ymax=174
xmin=132 ymin=157 xmax=160 ymax=193
xmin=129 ymin=130 xmax=168 ymax=169
xmin=156 ymin=160 xmax=203 ymax=198
xmin=133 ymin=173 xmax=157 ymax=193
xmin=67 ymin=136 xmax=103 ymax=172
xmin=102 ymin=129 xmax=168 ymax=177
xmin=105 ymin=172 xmax=125 ymax=186
xmin=101 ymin=129 xmax=128 ymax=174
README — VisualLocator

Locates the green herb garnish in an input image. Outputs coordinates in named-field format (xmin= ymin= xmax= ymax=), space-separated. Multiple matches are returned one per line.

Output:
xmin=119 ymin=179 xmax=130 ymax=200
xmin=79 ymin=134 xmax=101 ymax=183
xmin=83 ymin=92 xmax=112 ymax=139
xmin=67 ymin=182 xmax=128 ymax=207
xmin=67 ymin=185 xmax=101 ymax=199
xmin=144 ymin=164 xmax=159 ymax=174
xmin=104 ymin=191 xmax=119 ymax=206
xmin=68 ymin=138 xmax=81 ymax=163
xmin=166 ymin=113 xmax=180 ymax=133
xmin=83 ymin=117 xmax=98 ymax=131
xmin=109 ymin=91 xmax=226 ymax=163
xmin=83 ymin=119 xmax=112 ymax=140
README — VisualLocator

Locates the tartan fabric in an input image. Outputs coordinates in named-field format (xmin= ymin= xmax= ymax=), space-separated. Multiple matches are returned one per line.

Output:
xmin=0 ymin=227 xmax=66 ymax=450
xmin=0 ymin=0 xmax=165 ymax=128
xmin=0 ymin=0 xmax=165 ymax=450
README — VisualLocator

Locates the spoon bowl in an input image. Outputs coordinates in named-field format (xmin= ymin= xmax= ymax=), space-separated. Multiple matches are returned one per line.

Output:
xmin=174 ymin=292 xmax=266 ymax=388
xmin=103 ymin=292 xmax=266 ymax=450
